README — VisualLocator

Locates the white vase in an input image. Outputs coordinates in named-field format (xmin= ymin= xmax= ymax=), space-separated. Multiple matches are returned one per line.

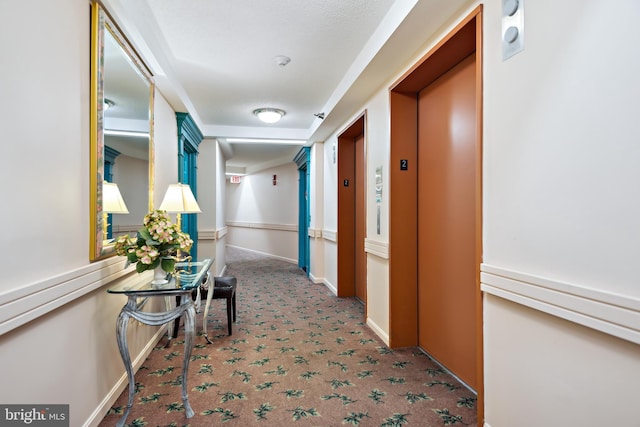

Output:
xmin=151 ymin=265 xmax=168 ymax=285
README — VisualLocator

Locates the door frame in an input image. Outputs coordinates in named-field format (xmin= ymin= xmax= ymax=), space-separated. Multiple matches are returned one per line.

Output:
xmin=294 ymin=147 xmax=311 ymax=274
xmin=337 ymin=113 xmax=366 ymax=300
xmin=388 ymin=6 xmax=483 ymax=421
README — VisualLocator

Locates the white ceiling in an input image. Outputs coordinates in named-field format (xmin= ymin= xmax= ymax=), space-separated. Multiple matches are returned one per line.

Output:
xmin=102 ymin=0 xmax=469 ymax=173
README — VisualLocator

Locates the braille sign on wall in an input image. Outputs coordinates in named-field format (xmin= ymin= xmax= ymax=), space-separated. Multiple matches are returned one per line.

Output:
xmin=400 ymin=159 xmax=408 ymax=170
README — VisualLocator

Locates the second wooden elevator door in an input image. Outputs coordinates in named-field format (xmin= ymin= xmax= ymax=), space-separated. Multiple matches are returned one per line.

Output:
xmin=417 ymin=53 xmax=478 ymax=390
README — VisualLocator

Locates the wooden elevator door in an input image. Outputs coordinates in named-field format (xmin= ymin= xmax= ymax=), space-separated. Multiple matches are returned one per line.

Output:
xmin=417 ymin=53 xmax=477 ymax=390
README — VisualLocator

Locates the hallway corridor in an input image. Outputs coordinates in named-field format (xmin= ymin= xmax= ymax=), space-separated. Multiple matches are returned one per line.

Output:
xmin=99 ymin=247 xmax=477 ymax=426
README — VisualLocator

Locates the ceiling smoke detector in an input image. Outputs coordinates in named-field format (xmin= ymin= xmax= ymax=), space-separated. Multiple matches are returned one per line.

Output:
xmin=274 ymin=55 xmax=291 ymax=67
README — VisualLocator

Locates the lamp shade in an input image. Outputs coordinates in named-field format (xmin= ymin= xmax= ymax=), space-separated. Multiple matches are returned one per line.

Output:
xmin=102 ymin=181 xmax=129 ymax=214
xmin=159 ymin=183 xmax=202 ymax=213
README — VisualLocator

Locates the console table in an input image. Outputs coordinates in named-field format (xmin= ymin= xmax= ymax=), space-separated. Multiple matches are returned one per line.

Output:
xmin=107 ymin=258 xmax=213 ymax=427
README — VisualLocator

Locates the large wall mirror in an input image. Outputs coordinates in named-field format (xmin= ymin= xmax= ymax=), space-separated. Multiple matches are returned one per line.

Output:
xmin=90 ymin=2 xmax=154 ymax=261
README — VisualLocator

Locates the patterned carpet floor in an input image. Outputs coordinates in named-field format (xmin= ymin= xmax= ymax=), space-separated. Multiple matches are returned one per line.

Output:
xmin=99 ymin=247 xmax=477 ymax=426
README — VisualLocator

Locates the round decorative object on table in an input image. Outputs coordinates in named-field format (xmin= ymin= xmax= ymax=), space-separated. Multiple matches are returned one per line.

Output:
xmin=152 ymin=265 xmax=168 ymax=285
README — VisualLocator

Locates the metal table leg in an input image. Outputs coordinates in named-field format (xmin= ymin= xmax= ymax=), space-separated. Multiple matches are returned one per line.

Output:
xmin=115 ymin=293 xmax=196 ymax=426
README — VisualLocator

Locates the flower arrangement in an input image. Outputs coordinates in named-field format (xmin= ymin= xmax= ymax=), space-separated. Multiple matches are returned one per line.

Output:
xmin=114 ymin=209 xmax=193 ymax=273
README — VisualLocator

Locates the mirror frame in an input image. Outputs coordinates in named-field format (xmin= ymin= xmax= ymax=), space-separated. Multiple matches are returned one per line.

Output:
xmin=90 ymin=2 xmax=155 ymax=261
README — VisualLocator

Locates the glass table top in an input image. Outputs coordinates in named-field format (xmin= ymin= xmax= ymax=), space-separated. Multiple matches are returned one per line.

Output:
xmin=107 ymin=258 xmax=213 ymax=294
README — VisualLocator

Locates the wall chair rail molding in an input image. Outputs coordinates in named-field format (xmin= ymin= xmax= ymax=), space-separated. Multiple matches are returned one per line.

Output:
xmin=216 ymin=226 xmax=228 ymax=239
xmin=480 ymin=264 xmax=640 ymax=344
xmin=322 ymin=229 xmax=337 ymax=243
xmin=0 ymin=258 xmax=131 ymax=335
xmin=364 ymin=238 xmax=389 ymax=259
xmin=307 ymin=228 xmax=322 ymax=238
xmin=198 ymin=229 xmax=218 ymax=241
xmin=226 ymin=221 xmax=297 ymax=232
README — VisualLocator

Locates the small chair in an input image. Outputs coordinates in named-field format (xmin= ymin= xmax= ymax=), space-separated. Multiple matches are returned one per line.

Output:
xmin=198 ymin=275 xmax=237 ymax=342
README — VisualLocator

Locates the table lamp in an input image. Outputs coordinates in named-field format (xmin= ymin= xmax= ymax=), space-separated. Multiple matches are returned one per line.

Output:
xmin=102 ymin=181 xmax=129 ymax=238
xmin=158 ymin=183 xmax=202 ymax=228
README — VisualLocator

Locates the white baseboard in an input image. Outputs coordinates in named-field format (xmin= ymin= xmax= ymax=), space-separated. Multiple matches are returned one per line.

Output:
xmin=366 ymin=317 xmax=390 ymax=346
xmin=83 ymin=326 xmax=167 ymax=427
xmin=226 ymin=244 xmax=297 ymax=265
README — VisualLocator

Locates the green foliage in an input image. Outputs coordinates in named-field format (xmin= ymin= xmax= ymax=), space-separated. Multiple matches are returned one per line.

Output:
xmin=193 ymin=382 xmax=218 ymax=392
xmin=255 ymin=381 xmax=279 ymax=391
xmin=148 ymin=367 xmax=175 ymax=376
xmin=190 ymin=353 xmax=210 ymax=361
xmin=289 ymin=406 xmax=319 ymax=421
xmin=381 ymin=413 xmax=410 ymax=426
xmin=359 ymin=355 xmax=379 ymax=365
xmin=218 ymin=391 xmax=247 ymax=403
xmin=328 ymin=360 xmax=348 ymax=372
xmin=281 ymin=389 xmax=304 ymax=398
xmin=114 ymin=210 xmax=192 ymax=273
xmin=164 ymin=402 xmax=184 ymax=413
xmin=457 ymin=396 xmax=476 ymax=408
xmin=253 ymin=403 xmax=275 ymax=420
xmin=402 ymin=391 xmax=433 ymax=404
xmin=433 ymin=408 xmax=467 ymax=425
xmin=209 ymin=407 xmax=239 ymax=422
xmin=321 ymin=393 xmax=356 ymax=405
xmin=368 ymin=389 xmax=386 ymax=404
xmin=163 ymin=351 xmax=181 ymax=361
xmin=425 ymin=380 xmax=460 ymax=391
xmin=140 ymin=393 xmax=164 ymax=403
xmin=377 ymin=346 xmax=394 ymax=355
xmin=392 ymin=361 xmax=412 ymax=369
xmin=343 ymin=412 xmax=371 ymax=425
xmin=127 ymin=418 xmax=147 ymax=427
xmin=249 ymin=358 xmax=272 ymax=366
xmin=299 ymin=371 xmax=321 ymax=380
xmin=328 ymin=378 xmax=354 ymax=389
xmin=294 ymin=355 xmax=309 ymax=365
xmin=231 ymin=370 xmax=252 ymax=383
xmin=265 ymin=365 xmax=287 ymax=376
xmin=197 ymin=364 xmax=214 ymax=375
xmin=425 ymin=368 xmax=445 ymax=377
xmin=357 ymin=370 xmax=374 ymax=379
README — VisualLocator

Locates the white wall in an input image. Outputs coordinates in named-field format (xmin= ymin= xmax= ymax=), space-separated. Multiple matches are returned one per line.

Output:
xmin=312 ymin=1 xmax=640 ymax=425
xmin=0 ymin=0 xmax=89 ymax=289
xmin=0 ymin=1 xmax=181 ymax=425
xmin=197 ymin=138 xmax=218 ymax=268
xmin=226 ymin=162 xmax=298 ymax=261
xmin=308 ymin=143 xmax=326 ymax=285
xmin=196 ymin=138 xmax=228 ymax=276
xmin=2 ymin=1 xmax=638 ymax=426
xmin=215 ymin=141 xmax=228 ymax=273
xmin=112 ymin=154 xmax=148 ymax=233
xmin=480 ymin=1 xmax=640 ymax=425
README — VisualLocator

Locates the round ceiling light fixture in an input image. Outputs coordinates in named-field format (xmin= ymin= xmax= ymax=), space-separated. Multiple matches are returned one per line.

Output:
xmin=253 ymin=108 xmax=286 ymax=124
